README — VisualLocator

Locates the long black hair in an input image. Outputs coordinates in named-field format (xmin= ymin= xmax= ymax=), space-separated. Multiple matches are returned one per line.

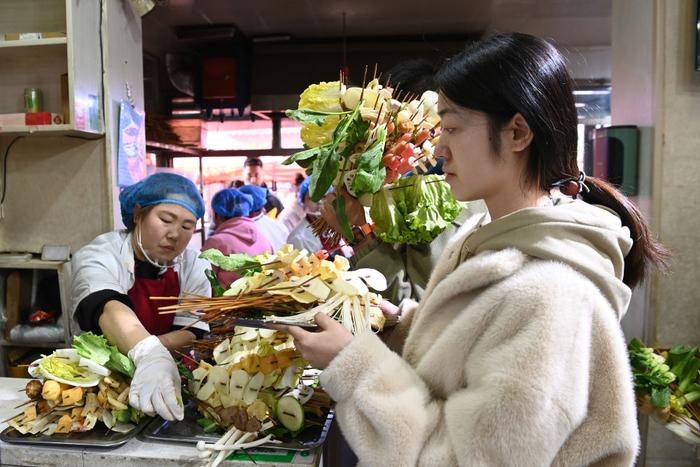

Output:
xmin=435 ymin=32 xmax=669 ymax=287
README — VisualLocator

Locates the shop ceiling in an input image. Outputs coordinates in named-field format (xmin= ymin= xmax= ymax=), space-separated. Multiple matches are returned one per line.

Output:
xmin=143 ymin=0 xmax=612 ymax=56
xmin=141 ymin=0 xmax=611 ymax=117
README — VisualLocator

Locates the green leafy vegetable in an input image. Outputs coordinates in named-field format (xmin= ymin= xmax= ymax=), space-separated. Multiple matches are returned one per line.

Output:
xmin=286 ymin=108 xmax=351 ymax=126
xmin=285 ymin=105 xmax=368 ymax=203
xmin=339 ymin=117 xmax=370 ymax=160
xmin=351 ymin=126 xmax=387 ymax=196
xmin=308 ymin=149 xmax=340 ymax=202
xmin=205 ymin=269 xmax=225 ymax=297
xmin=370 ymin=175 xmax=463 ymax=245
xmin=333 ymin=195 xmax=354 ymax=241
xmin=72 ymin=332 xmax=135 ymax=378
xmin=200 ymin=249 xmax=261 ymax=275
xmin=197 ymin=417 xmax=221 ymax=434
xmin=282 ymin=146 xmax=324 ymax=167
xmin=176 ymin=360 xmax=194 ymax=381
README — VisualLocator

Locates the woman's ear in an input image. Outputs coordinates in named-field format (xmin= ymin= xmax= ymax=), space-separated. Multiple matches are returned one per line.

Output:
xmin=505 ymin=113 xmax=533 ymax=153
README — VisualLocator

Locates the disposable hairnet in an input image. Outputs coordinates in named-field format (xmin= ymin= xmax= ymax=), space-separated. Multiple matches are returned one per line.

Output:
xmin=298 ymin=177 xmax=333 ymax=205
xmin=120 ymin=173 xmax=204 ymax=229
xmin=239 ymin=185 xmax=267 ymax=212
xmin=212 ymin=189 xmax=253 ymax=218
xmin=299 ymin=177 xmax=311 ymax=205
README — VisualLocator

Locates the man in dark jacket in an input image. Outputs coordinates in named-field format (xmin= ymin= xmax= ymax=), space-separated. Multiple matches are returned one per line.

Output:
xmin=242 ymin=157 xmax=284 ymax=215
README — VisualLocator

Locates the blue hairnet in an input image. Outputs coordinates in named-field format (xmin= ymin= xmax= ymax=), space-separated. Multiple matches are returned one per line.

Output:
xmin=298 ymin=177 xmax=311 ymax=205
xmin=239 ymin=185 xmax=267 ymax=212
xmin=298 ymin=177 xmax=333 ymax=205
xmin=120 ymin=173 xmax=205 ymax=229
xmin=212 ymin=189 xmax=253 ymax=218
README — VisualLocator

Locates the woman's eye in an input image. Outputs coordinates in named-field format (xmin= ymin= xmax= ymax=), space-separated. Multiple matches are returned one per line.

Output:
xmin=182 ymin=224 xmax=194 ymax=231
xmin=160 ymin=218 xmax=172 ymax=224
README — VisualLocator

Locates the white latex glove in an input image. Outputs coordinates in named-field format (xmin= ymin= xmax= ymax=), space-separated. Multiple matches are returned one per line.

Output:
xmin=128 ymin=335 xmax=184 ymax=421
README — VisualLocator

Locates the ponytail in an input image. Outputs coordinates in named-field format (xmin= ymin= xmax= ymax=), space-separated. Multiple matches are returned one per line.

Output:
xmin=581 ymin=176 xmax=671 ymax=287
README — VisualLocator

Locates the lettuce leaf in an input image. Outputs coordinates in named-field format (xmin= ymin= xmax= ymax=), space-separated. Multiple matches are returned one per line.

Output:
xmin=200 ymin=249 xmax=261 ymax=275
xmin=370 ymin=175 xmax=462 ymax=244
xmin=72 ymin=332 xmax=135 ymax=378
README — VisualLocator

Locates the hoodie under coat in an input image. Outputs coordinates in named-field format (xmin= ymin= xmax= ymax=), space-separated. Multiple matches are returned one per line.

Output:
xmin=320 ymin=199 xmax=640 ymax=466
xmin=202 ymin=216 xmax=273 ymax=288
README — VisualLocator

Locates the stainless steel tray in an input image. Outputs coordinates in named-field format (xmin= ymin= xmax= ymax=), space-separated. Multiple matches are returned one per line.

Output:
xmin=139 ymin=404 xmax=334 ymax=451
xmin=0 ymin=417 xmax=151 ymax=449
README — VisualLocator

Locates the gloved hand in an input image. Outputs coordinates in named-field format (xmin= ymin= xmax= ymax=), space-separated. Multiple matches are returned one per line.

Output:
xmin=128 ymin=335 xmax=184 ymax=421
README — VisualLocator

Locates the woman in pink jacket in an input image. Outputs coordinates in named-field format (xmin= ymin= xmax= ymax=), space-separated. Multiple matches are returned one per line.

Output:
xmin=202 ymin=188 xmax=274 ymax=288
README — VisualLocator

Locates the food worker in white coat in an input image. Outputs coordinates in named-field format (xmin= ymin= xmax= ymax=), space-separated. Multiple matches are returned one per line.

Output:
xmin=71 ymin=172 xmax=211 ymax=422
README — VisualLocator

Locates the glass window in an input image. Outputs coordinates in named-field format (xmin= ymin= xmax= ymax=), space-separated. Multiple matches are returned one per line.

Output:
xmin=201 ymin=119 xmax=273 ymax=150
xmin=281 ymin=118 xmax=304 ymax=149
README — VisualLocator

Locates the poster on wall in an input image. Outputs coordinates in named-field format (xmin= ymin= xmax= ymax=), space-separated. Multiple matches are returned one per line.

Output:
xmin=117 ymin=100 xmax=147 ymax=187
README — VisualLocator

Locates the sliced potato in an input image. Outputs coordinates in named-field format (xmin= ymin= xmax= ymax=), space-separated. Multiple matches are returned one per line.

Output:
xmin=229 ymin=370 xmax=250 ymax=401
xmin=55 ymin=414 xmax=73 ymax=434
xmin=242 ymin=372 xmax=264 ymax=404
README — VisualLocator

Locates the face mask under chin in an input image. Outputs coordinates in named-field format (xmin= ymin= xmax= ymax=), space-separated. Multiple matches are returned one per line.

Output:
xmin=134 ymin=225 xmax=179 ymax=270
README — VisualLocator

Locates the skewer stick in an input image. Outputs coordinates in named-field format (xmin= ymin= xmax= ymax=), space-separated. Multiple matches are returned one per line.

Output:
xmin=14 ymin=399 xmax=35 ymax=409
xmin=388 ymin=179 xmax=443 ymax=190
xmin=359 ymin=64 xmax=369 ymax=103
xmin=372 ymin=63 xmax=378 ymax=81
xmin=1 ymin=413 xmax=23 ymax=424
xmin=409 ymin=98 xmax=425 ymax=120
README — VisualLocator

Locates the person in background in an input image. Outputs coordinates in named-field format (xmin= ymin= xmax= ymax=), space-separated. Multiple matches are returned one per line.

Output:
xmin=239 ymin=184 xmax=289 ymax=251
xmin=202 ymin=188 xmax=273 ymax=288
xmin=72 ymin=172 xmax=211 ymax=422
xmin=286 ymin=177 xmax=327 ymax=253
xmin=274 ymin=33 xmax=670 ymax=465
xmin=278 ymin=172 xmax=307 ymax=233
xmin=243 ymin=157 xmax=284 ymax=215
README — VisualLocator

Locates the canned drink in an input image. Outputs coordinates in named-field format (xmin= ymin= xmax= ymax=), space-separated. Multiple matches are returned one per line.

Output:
xmin=24 ymin=87 xmax=42 ymax=112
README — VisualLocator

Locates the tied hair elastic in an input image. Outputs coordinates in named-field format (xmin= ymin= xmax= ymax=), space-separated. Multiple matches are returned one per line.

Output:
xmin=550 ymin=172 xmax=590 ymax=199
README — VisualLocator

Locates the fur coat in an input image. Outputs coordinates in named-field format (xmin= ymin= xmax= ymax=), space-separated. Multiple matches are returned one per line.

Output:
xmin=320 ymin=199 xmax=639 ymax=466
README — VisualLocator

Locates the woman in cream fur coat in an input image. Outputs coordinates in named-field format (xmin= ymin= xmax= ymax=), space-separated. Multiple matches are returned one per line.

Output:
xmin=274 ymin=32 xmax=669 ymax=466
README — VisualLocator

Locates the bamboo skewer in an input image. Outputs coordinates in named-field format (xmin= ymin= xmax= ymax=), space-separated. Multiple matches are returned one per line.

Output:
xmin=14 ymin=399 xmax=34 ymax=409
xmin=388 ymin=179 xmax=444 ymax=190
xmin=1 ymin=413 xmax=22 ymax=424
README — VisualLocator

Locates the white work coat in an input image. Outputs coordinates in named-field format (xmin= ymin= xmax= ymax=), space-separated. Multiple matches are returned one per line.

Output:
xmin=71 ymin=230 xmax=210 ymax=335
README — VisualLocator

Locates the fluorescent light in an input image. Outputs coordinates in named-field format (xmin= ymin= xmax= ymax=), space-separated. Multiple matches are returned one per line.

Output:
xmin=575 ymin=103 xmax=586 ymax=108
xmin=573 ymin=90 xmax=610 ymax=96
xmin=172 ymin=109 xmax=202 ymax=116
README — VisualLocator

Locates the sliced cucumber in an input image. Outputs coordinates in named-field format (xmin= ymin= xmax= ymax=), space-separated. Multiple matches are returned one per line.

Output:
xmin=276 ymin=396 xmax=304 ymax=432
xmin=242 ymin=372 xmax=264 ymax=404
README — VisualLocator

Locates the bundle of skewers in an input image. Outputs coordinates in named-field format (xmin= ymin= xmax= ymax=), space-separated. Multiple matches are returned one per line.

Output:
xmin=4 ymin=334 xmax=143 ymax=437
xmin=156 ymin=245 xmax=388 ymax=336
xmin=283 ymin=65 xmax=460 ymax=246
xmin=180 ymin=327 xmax=333 ymax=467
xmin=629 ymin=338 xmax=700 ymax=445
